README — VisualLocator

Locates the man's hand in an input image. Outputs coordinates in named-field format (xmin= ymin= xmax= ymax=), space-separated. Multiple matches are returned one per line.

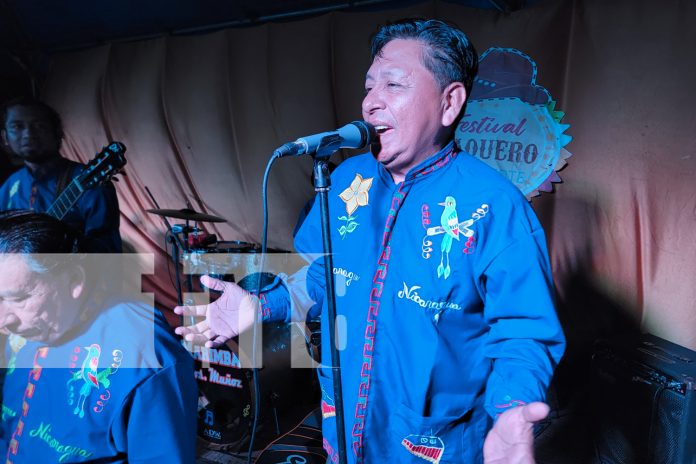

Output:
xmin=174 ymin=275 xmax=258 ymax=348
xmin=483 ymin=402 xmax=549 ymax=464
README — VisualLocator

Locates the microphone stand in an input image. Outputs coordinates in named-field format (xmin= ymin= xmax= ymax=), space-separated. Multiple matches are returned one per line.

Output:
xmin=312 ymin=157 xmax=347 ymax=464
xmin=274 ymin=121 xmax=374 ymax=463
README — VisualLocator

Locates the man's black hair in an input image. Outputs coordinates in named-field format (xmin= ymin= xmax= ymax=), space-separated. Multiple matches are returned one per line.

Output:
xmin=371 ymin=18 xmax=479 ymax=127
xmin=0 ymin=210 xmax=82 ymax=255
xmin=0 ymin=96 xmax=65 ymax=141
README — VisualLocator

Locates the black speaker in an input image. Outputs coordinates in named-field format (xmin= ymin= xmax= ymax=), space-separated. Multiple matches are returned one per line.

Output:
xmin=591 ymin=333 xmax=696 ymax=464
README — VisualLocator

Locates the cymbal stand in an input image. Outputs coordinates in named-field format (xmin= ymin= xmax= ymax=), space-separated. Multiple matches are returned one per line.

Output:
xmin=144 ymin=187 xmax=191 ymax=322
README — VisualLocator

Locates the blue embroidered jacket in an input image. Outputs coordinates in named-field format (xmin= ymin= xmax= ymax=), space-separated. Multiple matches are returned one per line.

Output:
xmin=263 ymin=142 xmax=565 ymax=463
xmin=0 ymin=300 xmax=197 ymax=463
xmin=0 ymin=160 xmax=122 ymax=252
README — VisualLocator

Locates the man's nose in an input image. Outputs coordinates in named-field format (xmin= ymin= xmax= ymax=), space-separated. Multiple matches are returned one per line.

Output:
xmin=17 ymin=127 xmax=34 ymax=142
xmin=22 ymin=125 xmax=38 ymax=138
xmin=362 ymin=90 xmax=385 ymax=116
xmin=0 ymin=313 xmax=21 ymax=333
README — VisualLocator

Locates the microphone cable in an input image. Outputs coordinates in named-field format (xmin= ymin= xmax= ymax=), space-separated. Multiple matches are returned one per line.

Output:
xmin=246 ymin=151 xmax=282 ymax=463
xmin=244 ymin=122 xmax=373 ymax=461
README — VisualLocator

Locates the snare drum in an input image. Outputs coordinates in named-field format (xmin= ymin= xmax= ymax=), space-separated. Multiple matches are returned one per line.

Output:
xmin=182 ymin=241 xmax=260 ymax=282
xmin=182 ymin=241 xmax=290 ymax=285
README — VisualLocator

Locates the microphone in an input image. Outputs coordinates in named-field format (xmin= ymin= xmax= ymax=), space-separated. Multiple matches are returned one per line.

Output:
xmin=274 ymin=121 xmax=376 ymax=158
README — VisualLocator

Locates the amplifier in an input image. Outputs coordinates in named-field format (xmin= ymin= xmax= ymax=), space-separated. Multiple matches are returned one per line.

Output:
xmin=591 ymin=333 xmax=696 ymax=464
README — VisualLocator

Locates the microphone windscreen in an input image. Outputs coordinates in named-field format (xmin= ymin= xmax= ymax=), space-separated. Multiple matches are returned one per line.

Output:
xmin=350 ymin=121 xmax=376 ymax=148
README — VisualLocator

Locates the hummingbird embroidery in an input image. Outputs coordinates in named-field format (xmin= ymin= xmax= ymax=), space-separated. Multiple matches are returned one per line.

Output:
xmin=67 ymin=344 xmax=116 ymax=418
xmin=422 ymin=202 xmax=490 ymax=278
xmin=437 ymin=196 xmax=460 ymax=279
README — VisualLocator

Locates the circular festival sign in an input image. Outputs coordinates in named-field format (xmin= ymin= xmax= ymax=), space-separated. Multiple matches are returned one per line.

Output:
xmin=455 ymin=48 xmax=572 ymax=199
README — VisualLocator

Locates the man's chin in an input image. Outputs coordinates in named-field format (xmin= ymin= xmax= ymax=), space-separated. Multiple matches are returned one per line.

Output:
xmin=15 ymin=322 xmax=60 ymax=342
xmin=371 ymin=143 xmax=392 ymax=164
xmin=373 ymin=148 xmax=402 ymax=171
xmin=19 ymin=150 xmax=55 ymax=163
xmin=14 ymin=329 xmax=45 ymax=342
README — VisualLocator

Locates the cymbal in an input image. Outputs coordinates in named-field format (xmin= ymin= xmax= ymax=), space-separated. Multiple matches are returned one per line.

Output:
xmin=146 ymin=208 xmax=227 ymax=223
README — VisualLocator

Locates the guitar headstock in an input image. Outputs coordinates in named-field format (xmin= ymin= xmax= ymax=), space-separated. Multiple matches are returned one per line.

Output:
xmin=78 ymin=142 xmax=127 ymax=190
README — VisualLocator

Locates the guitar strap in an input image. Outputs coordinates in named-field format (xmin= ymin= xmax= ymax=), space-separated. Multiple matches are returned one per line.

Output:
xmin=54 ymin=162 xmax=75 ymax=198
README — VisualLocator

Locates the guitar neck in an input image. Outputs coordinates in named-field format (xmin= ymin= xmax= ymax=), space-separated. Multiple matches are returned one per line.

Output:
xmin=47 ymin=179 xmax=84 ymax=220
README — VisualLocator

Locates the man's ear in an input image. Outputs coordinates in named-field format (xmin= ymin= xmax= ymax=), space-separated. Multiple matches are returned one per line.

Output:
xmin=1 ymin=129 xmax=7 ymax=146
xmin=69 ymin=265 xmax=87 ymax=300
xmin=441 ymin=82 xmax=467 ymax=128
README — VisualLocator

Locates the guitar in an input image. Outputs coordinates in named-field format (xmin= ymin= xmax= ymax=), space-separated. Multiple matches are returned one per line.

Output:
xmin=46 ymin=142 xmax=127 ymax=220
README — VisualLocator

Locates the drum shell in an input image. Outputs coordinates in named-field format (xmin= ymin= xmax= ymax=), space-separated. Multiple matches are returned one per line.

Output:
xmin=184 ymin=245 xmax=319 ymax=452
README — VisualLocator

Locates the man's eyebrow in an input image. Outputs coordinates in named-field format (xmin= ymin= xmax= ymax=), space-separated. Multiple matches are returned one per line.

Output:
xmin=0 ymin=284 xmax=32 ymax=298
xmin=365 ymin=69 xmax=404 ymax=82
xmin=0 ymin=290 xmax=25 ymax=298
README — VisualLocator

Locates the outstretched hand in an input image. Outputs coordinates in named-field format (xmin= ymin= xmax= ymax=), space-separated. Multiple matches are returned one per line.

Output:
xmin=483 ymin=402 xmax=549 ymax=464
xmin=174 ymin=275 xmax=258 ymax=348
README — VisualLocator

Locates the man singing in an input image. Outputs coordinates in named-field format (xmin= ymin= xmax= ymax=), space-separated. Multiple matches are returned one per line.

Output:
xmin=176 ymin=18 xmax=565 ymax=463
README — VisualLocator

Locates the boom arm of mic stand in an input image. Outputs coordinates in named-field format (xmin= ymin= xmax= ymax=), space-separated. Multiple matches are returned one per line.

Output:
xmin=312 ymin=159 xmax=348 ymax=464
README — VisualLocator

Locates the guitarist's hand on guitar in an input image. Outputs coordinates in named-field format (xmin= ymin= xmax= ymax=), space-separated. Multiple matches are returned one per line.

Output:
xmin=174 ymin=275 xmax=259 ymax=348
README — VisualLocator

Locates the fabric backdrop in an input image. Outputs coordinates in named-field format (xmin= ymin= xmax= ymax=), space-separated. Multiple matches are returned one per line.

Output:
xmin=42 ymin=0 xmax=696 ymax=351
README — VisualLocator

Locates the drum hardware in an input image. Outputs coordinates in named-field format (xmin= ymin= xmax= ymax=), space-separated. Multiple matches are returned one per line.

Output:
xmin=188 ymin=228 xmax=217 ymax=248
xmin=170 ymin=223 xmax=193 ymax=234
xmin=145 ymin=201 xmax=228 ymax=308
xmin=144 ymin=188 xmax=191 ymax=307
xmin=146 ymin=207 xmax=227 ymax=223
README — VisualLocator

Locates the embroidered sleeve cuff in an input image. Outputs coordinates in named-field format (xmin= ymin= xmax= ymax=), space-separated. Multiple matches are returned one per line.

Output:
xmin=259 ymin=292 xmax=272 ymax=321
xmin=252 ymin=274 xmax=290 ymax=323
xmin=491 ymin=399 xmax=527 ymax=420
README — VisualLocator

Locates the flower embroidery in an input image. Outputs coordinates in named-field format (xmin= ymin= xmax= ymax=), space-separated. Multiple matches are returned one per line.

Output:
xmin=339 ymin=173 xmax=373 ymax=216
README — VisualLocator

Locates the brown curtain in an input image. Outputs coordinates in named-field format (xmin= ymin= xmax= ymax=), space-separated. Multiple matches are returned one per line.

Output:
xmin=43 ymin=0 xmax=696 ymax=349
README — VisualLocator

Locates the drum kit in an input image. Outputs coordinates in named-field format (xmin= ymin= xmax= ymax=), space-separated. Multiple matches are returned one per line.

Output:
xmin=147 ymin=207 xmax=319 ymax=455
xmin=146 ymin=207 xmax=260 ymax=289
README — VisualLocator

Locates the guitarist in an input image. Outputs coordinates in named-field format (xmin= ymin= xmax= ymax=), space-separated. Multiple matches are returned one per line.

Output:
xmin=0 ymin=97 xmax=121 ymax=252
